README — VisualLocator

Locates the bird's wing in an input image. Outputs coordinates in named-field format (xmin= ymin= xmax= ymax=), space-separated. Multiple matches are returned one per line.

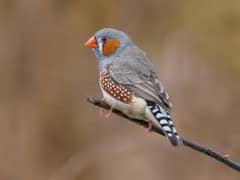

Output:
xmin=107 ymin=47 xmax=172 ymax=110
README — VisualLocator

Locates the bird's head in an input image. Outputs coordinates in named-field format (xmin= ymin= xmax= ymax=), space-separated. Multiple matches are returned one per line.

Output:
xmin=84 ymin=28 xmax=133 ymax=70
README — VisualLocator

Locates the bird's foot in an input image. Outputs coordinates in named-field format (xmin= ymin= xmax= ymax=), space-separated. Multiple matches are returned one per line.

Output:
xmin=100 ymin=108 xmax=104 ymax=117
xmin=146 ymin=122 xmax=153 ymax=132
xmin=99 ymin=97 xmax=113 ymax=118
xmin=105 ymin=107 xmax=113 ymax=118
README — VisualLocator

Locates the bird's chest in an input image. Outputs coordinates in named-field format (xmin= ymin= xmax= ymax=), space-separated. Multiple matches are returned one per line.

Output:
xmin=99 ymin=70 xmax=147 ymax=119
xmin=99 ymin=70 xmax=133 ymax=104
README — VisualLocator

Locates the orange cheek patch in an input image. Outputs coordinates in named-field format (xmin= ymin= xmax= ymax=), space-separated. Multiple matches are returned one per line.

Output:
xmin=103 ymin=39 xmax=120 ymax=56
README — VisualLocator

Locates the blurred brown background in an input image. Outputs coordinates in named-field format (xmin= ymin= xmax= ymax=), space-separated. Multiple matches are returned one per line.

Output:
xmin=1 ymin=0 xmax=240 ymax=179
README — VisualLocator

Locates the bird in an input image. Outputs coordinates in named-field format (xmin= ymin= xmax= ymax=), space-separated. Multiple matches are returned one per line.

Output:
xmin=84 ymin=28 xmax=183 ymax=146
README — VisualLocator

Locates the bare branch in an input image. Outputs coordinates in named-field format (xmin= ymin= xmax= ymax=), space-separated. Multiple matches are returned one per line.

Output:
xmin=87 ymin=97 xmax=240 ymax=172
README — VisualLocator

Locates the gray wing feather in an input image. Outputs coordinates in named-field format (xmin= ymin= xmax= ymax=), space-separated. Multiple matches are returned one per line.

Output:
xmin=108 ymin=46 xmax=172 ymax=110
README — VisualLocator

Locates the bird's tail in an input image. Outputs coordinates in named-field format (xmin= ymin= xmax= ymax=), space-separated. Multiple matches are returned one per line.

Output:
xmin=146 ymin=100 xmax=183 ymax=146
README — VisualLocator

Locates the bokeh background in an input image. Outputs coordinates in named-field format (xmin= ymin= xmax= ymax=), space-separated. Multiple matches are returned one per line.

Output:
xmin=1 ymin=0 xmax=240 ymax=179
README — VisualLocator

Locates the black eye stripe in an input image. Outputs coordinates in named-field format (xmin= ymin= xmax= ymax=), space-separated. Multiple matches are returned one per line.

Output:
xmin=102 ymin=38 xmax=107 ymax=42
xmin=102 ymin=38 xmax=107 ymax=52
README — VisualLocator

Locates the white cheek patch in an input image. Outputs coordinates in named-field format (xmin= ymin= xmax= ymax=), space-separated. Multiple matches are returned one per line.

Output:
xmin=97 ymin=38 xmax=104 ymax=54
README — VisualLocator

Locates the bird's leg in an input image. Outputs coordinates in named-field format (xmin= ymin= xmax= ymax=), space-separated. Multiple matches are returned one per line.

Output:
xmin=100 ymin=108 xmax=104 ymax=117
xmin=147 ymin=121 xmax=153 ymax=132
xmin=99 ymin=97 xmax=113 ymax=118
xmin=100 ymin=97 xmax=105 ymax=117
xmin=105 ymin=106 xmax=113 ymax=118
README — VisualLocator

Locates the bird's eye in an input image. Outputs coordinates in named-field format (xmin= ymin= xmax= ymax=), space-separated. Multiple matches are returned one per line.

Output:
xmin=102 ymin=38 xmax=107 ymax=43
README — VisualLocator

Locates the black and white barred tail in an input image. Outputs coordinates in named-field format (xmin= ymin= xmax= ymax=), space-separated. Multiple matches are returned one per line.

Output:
xmin=146 ymin=100 xmax=183 ymax=146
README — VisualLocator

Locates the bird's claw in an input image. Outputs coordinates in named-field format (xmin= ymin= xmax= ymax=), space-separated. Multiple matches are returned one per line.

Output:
xmin=105 ymin=107 xmax=113 ymax=118
xmin=99 ymin=97 xmax=113 ymax=118
xmin=146 ymin=122 xmax=153 ymax=132
xmin=100 ymin=108 xmax=104 ymax=117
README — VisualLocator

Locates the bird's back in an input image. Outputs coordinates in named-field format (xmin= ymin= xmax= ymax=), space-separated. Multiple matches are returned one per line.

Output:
xmin=108 ymin=45 xmax=171 ymax=110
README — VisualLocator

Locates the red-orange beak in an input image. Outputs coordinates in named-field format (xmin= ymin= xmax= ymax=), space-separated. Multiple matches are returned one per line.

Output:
xmin=84 ymin=36 xmax=98 ymax=48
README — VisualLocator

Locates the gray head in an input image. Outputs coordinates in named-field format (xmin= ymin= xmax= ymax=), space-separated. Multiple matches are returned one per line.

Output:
xmin=85 ymin=28 xmax=133 ymax=71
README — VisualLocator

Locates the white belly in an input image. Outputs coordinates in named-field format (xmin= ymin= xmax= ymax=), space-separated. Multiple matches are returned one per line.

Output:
xmin=101 ymin=88 xmax=147 ymax=120
xmin=100 ymin=87 xmax=163 ymax=130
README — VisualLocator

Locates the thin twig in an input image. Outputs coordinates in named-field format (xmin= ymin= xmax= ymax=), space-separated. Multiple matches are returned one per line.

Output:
xmin=87 ymin=97 xmax=240 ymax=172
